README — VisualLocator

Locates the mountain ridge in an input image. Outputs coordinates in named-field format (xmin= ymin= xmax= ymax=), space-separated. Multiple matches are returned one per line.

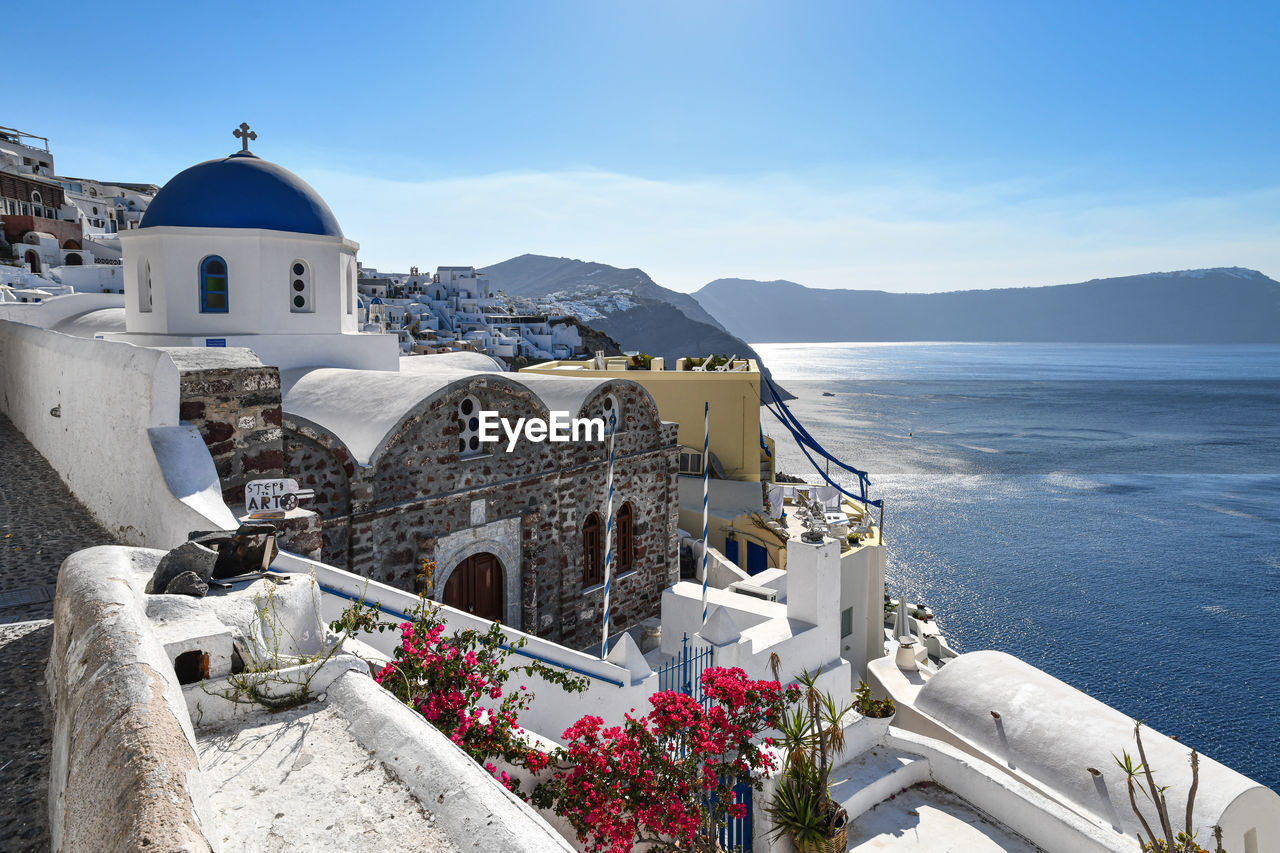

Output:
xmin=694 ymin=267 xmax=1280 ymax=344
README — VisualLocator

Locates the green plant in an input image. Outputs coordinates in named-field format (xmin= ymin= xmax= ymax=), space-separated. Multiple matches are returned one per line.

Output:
xmin=766 ymin=777 xmax=830 ymax=848
xmin=1113 ymin=721 xmax=1226 ymax=853
xmin=853 ymin=681 xmax=895 ymax=719
xmin=206 ymin=574 xmax=343 ymax=712
xmin=684 ymin=354 xmax=731 ymax=370
xmin=765 ymin=657 xmax=852 ymax=849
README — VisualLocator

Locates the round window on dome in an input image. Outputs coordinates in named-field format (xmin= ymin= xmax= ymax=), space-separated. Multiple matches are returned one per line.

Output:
xmin=289 ymin=259 xmax=312 ymax=314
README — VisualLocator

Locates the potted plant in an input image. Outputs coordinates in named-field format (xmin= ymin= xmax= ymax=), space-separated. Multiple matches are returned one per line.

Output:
xmin=765 ymin=664 xmax=852 ymax=852
xmin=849 ymin=680 xmax=896 ymax=750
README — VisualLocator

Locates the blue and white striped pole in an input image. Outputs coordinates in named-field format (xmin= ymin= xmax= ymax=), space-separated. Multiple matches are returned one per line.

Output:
xmin=701 ymin=402 xmax=710 ymax=624
xmin=601 ymin=410 xmax=618 ymax=658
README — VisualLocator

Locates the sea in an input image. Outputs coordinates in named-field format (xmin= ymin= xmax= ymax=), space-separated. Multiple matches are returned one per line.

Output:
xmin=754 ymin=342 xmax=1280 ymax=793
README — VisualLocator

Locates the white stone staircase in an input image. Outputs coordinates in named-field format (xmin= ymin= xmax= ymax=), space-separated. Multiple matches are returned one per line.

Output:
xmin=827 ymin=743 xmax=932 ymax=823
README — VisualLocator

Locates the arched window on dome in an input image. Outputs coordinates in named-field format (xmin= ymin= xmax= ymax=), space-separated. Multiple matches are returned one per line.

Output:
xmin=138 ymin=258 xmax=152 ymax=313
xmin=346 ymin=261 xmax=356 ymax=315
xmin=199 ymin=256 xmax=229 ymax=313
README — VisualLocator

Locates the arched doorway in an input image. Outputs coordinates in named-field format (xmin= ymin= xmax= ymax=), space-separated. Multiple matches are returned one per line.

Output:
xmin=443 ymin=552 xmax=503 ymax=621
xmin=63 ymin=239 xmax=81 ymax=250
xmin=24 ymin=250 xmax=40 ymax=274
xmin=64 ymin=253 xmax=82 ymax=266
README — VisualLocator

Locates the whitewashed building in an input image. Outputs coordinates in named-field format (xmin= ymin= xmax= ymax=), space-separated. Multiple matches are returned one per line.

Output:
xmin=102 ymin=132 xmax=400 ymax=372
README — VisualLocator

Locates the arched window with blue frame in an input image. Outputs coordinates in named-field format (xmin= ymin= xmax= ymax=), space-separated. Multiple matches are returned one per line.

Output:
xmin=199 ymin=255 xmax=229 ymax=313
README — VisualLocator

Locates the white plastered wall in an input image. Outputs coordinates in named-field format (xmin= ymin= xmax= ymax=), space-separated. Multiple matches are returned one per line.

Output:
xmin=0 ymin=320 xmax=237 ymax=547
xmin=119 ymin=226 xmax=360 ymax=336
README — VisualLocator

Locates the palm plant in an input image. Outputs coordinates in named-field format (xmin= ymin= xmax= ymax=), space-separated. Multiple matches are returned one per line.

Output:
xmin=1113 ymin=721 xmax=1225 ymax=853
xmin=765 ymin=657 xmax=852 ymax=851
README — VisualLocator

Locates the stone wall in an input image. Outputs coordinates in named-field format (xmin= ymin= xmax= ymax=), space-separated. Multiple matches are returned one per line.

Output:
xmin=170 ymin=349 xmax=284 ymax=509
xmin=47 ymin=546 xmax=217 ymax=852
xmin=285 ymin=376 xmax=680 ymax=650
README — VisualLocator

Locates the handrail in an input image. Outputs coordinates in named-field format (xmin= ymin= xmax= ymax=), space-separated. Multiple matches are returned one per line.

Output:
xmin=287 ymin=570 xmax=627 ymax=688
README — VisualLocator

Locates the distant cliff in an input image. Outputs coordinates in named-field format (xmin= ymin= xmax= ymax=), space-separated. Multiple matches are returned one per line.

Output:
xmin=483 ymin=254 xmax=727 ymax=331
xmin=482 ymin=254 xmax=788 ymax=397
xmin=694 ymin=268 xmax=1280 ymax=344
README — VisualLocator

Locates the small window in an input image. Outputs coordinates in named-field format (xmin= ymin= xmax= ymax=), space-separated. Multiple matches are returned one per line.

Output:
xmin=289 ymin=259 xmax=313 ymax=313
xmin=602 ymin=393 xmax=622 ymax=433
xmin=678 ymin=450 xmax=704 ymax=476
xmin=583 ymin=513 xmax=603 ymax=587
xmin=841 ymin=607 xmax=853 ymax=638
xmin=616 ymin=503 xmax=633 ymax=573
xmin=200 ymin=255 xmax=228 ymax=313
xmin=30 ymin=191 xmax=41 ymax=204
xmin=457 ymin=395 xmax=484 ymax=457
xmin=138 ymin=259 xmax=153 ymax=313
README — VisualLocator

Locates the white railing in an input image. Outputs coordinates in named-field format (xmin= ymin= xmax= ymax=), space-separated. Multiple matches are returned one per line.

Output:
xmin=271 ymin=551 xmax=659 ymax=742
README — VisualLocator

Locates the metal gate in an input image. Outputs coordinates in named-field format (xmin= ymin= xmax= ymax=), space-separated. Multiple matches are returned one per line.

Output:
xmin=655 ymin=634 xmax=753 ymax=851
xmin=656 ymin=632 xmax=714 ymax=708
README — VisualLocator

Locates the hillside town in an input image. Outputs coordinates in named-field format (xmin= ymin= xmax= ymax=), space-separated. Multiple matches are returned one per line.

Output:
xmin=0 ymin=123 xmax=1276 ymax=853
xmin=1 ymin=125 xmax=612 ymax=367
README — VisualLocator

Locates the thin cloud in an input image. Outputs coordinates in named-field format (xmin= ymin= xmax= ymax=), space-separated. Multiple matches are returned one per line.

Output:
xmin=305 ymin=168 xmax=1280 ymax=293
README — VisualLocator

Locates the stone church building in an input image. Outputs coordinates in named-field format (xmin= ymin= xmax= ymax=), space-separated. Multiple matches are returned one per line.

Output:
xmin=101 ymin=128 xmax=680 ymax=651
xmin=283 ymin=356 xmax=679 ymax=648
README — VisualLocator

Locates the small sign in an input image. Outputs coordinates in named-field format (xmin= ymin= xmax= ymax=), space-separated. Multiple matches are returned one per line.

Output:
xmin=245 ymin=478 xmax=301 ymax=517
xmin=205 ymin=338 xmax=227 ymax=347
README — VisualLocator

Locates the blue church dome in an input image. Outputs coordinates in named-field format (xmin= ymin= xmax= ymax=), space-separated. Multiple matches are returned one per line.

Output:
xmin=140 ymin=151 xmax=343 ymax=237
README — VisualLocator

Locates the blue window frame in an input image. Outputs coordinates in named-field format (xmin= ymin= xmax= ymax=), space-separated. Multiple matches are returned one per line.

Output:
xmin=200 ymin=255 xmax=228 ymax=313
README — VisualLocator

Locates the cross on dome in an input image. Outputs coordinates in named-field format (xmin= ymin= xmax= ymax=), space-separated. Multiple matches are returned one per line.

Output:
xmin=232 ymin=122 xmax=257 ymax=153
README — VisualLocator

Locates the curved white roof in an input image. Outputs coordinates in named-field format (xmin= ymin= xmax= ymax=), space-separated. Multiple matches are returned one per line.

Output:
xmin=51 ymin=306 xmax=127 ymax=338
xmin=916 ymin=651 xmax=1280 ymax=849
xmin=282 ymin=355 xmax=637 ymax=465
xmin=397 ymin=351 xmax=505 ymax=375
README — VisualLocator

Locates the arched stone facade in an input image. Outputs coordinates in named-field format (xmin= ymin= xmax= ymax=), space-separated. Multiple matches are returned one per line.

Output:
xmin=281 ymin=372 xmax=680 ymax=649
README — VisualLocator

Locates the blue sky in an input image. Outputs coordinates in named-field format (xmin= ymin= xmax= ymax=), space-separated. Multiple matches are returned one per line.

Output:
xmin=18 ymin=1 xmax=1279 ymax=292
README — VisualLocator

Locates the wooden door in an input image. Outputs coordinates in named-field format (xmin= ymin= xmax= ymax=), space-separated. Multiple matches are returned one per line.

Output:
xmin=443 ymin=552 xmax=503 ymax=621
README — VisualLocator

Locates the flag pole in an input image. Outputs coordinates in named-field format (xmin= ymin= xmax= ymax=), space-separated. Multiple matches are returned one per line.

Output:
xmin=601 ymin=410 xmax=617 ymax=657
xmin=701 ymin=401 xmax=710 ymax=625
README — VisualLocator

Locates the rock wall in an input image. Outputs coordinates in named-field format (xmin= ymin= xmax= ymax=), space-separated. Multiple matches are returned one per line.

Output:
xmin=170 ymin=349 xmax=284 ymax=508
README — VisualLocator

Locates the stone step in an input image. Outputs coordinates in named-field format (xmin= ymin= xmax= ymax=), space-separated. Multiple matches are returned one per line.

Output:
xmin=827 ymin=744 xmax=931 ymax=821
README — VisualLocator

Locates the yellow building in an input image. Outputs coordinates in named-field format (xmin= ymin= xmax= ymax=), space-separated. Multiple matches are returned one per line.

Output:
xmin=522 ymin=355 xmax=769 ymax=481
xmin=521 ymin=352 xmax=887 ymax=681
xmin=520 ymin=354 xmax=883 ymax=572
